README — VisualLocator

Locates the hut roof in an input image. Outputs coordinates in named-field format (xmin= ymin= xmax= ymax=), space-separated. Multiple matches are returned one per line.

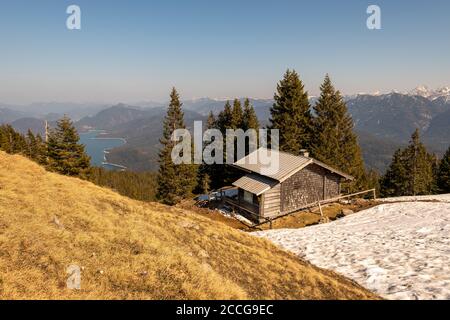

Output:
xmin=232 ymin=173 xmax=278 ymax=196
xmin=232 ymin=148 xmax=354 ymax=183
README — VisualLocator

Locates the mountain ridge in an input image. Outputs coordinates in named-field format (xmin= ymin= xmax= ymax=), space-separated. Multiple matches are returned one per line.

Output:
xmin=3 ymin=87 xmax=450 ymax=172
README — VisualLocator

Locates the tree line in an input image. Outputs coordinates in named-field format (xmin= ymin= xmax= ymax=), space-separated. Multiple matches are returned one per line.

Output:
xmin=380 ymin=129 xmax=450 ymax=197
xmin=156 ymin=70 xmax=450 ymax=204
xmin=157 ymin=70 xmax=370 ymax=204
xmin=0 ymin=117 xmax=158 ymax=201
xmin=156 ymin=89 xmax=262 ymax=204
xmin=0 ymin=118 xmax=90 ymax=176
xmin=1 ymin=70 xmax=449 ymax=205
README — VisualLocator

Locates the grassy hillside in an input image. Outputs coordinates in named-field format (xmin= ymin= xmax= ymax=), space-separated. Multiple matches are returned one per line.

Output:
xmin=0 ymin=152 xmax=377 ymax=300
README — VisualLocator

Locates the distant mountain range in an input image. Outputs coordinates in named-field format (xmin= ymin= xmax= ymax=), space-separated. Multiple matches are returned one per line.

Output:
xmin=0 ymin=106 xmax=27 ymax=124
xmin=10 ymin=118 xmax=48 ymax=136
xmin=106 ymin=108 xmax=207 ymax=171
xmin=1 ymin=86 xmax=449 ymax=173
xmin=76 ymin=104 xmax=152 ymax=131
xmin=408 ymin=85 xmax=450 ymax=101
xmin=75 ymin=105 xmax=207 ymax=171
xmin=0 ymin=102 xmax=107 ymax=124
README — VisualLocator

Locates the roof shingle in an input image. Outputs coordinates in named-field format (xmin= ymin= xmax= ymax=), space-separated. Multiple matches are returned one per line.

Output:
xmin=232 ymin=173 xmax=278 ymax=196
xmin=232 ymin=148 xmax=353 ymax=182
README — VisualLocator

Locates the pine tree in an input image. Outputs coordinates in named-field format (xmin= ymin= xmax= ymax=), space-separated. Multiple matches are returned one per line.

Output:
xmin=269 ymin=69 xmax=312 ymax=154
xmin=311 ymin=74 xmax=366 ymax=192
xmin=214 ymin=100 xmax=235 ymax=185
xmin=380 ymin=130 xmax=435 ymax=196
xmin=438 ymin=146 xmax=450 ymax=193
xmin=228 ymin=99 xmax=245 ymax=163
xmin=404 ymin=129 xmax=435 ymax=195
xmin=0 ymin=124 xmax=27 ymax=154
xmin=195 ymin=169 xmax=211 ymax=194
xmin=88 ymin=167 xmax=158 ymax=202
xmin=156 ymin=88 xmax=198 ymax=204
xmin=230 ymin=99 xmax=243 ymax=129
xmin=46 ymin=116 xmax=91 ymax=177
xmin=0 ymin=125 xmax=14 ymax=153
xmin=217 ymin=101 xmax=233 ymax=133
xmin=380 ymin=149 xmax=408 ymax=197
xmin=242 ymin=98 xmax=259 ymax=132
xmin=26 ymin=129 xmax=38 ymax=160
xmin=34 ymin=134 xmax=48 ymax=165
xmin=365 ymin=169 xmax=381 ymax=196
xmin=430 ymin=153 xmax=440 ymax=194
xmin=241 ymin=98 xmax=260 ymax=156
xmin=206 ymin=111 xmax=216 ymax=129
xmin=202 ymin=111 xmax=220 ymax=189
xmin=201 ymin=99 xmax=260 ymax=190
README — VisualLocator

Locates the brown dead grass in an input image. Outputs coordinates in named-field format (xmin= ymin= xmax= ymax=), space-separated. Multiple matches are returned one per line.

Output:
xmin=254 ymin=201 xmax=380 ymax=231
xmin=181 ymin=200 xmax=379 ymax=231
xmin=178 ymin=201 xmax=250 ymax=230
xmin=0 ymin=152 xmax=378 ymax=300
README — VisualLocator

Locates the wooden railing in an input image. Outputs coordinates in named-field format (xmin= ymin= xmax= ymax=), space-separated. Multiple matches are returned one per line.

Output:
xmin=222 ymin=188 xmax=377 ymax=229
xmin=258 ymin=188 xmax=377 ymax=229
xmin=224 ymin=197 xmax=260 ymax=215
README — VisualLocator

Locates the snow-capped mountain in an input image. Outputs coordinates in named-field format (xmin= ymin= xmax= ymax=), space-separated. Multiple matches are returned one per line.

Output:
xmin=352 ymin=86 xmax=450 ymax=102
xmin=408 ymin=85 xmax=450 ymax=101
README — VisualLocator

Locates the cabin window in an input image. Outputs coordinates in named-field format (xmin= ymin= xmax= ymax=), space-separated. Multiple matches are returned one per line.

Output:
xmin=243 ymin=190 xmax=253 ymax=204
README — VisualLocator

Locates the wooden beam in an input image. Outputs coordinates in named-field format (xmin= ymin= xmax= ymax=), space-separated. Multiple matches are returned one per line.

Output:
xmin=323 ymin=175 xmax=326 ymax=200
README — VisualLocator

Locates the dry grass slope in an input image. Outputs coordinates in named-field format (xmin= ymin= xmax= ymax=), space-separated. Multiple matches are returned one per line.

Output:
xmin=0 ymin=152 xmax=378 ymax=300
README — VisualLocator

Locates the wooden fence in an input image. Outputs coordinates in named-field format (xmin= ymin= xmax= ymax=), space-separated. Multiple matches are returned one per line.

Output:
xmin=255 ymin=188 xmax=377 ymax=229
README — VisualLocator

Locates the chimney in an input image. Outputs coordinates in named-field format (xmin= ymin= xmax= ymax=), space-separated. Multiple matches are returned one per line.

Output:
xmin=299 ymin=149 xmax=309 ymax=158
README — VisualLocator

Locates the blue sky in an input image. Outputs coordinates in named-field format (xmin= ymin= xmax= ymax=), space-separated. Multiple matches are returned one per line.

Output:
xmin=0 ymin=0 xmax=449 ymax=104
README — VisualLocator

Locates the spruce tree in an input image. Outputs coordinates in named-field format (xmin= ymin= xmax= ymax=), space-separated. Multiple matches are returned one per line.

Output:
xmin=195 ymin=169 xmax=211 ymax=195
xmin=404 ymin=129 xmax=435 ymax=195
xmin=365 ymin=169 xmax=381 ymax=196
xmin=228 ymin=99 xmax=245 ymax=163
xmin=438 ymin=146 xmax=450 ymax=193
xmin=0 ymin=124 xmax=27 ymax=154
xmin=430 ymin=153 xmax=440 ymax=194
xmin=34 ymin=134 xmax=48 ymax=165
xmin=242 ymin=98 xmax=260 ymax=156
xmin=242 ymin=98 xmax=259 ymax=132
xmin=206 ymin=111 xmax=216 ymax=129
xmin=201 ymin=111 xmax=222 ymax=190
xmin=380 ymin=149 xmax=408 ymax=197
xmin=156 ymin=88 xmax=198 ymax=204
xmin=46 ymin=116 xmax=91 ymax=177
xmin=230 ymin=99 xmax=243 ymax=129
xmin=215 ymin=100 xmax=235 ymax=184
xmin=26 ymin=129 xmax=38 ymax=160
xmin=380 ymin=130 xmax=435 ymax=196
xmin=88 ymin=168 xmax=158 ymax=202
xmin=0 ymin=125 xmax=13 ymax=153
xmin=217 ymin=101 xmax=233 ymax=133
xmin=311 ymin=74 xmax=366 ymax=192
xmin=269 ymin=69 xmax=312 ymax=154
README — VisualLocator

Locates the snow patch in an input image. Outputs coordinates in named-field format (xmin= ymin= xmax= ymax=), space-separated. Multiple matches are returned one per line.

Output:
xmin=380 ymin=194 xmax=450 ymax=203
xmin=254 ymin=200 xmax=450 ymax=300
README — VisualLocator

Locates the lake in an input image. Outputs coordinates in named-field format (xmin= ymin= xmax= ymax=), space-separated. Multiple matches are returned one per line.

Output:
xmin=79 ymin=130 xmax=126 ymax=170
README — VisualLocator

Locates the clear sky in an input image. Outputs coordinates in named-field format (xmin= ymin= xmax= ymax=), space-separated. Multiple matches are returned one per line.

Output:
xmin=1 ymin=0 xmax=449 ymax=104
